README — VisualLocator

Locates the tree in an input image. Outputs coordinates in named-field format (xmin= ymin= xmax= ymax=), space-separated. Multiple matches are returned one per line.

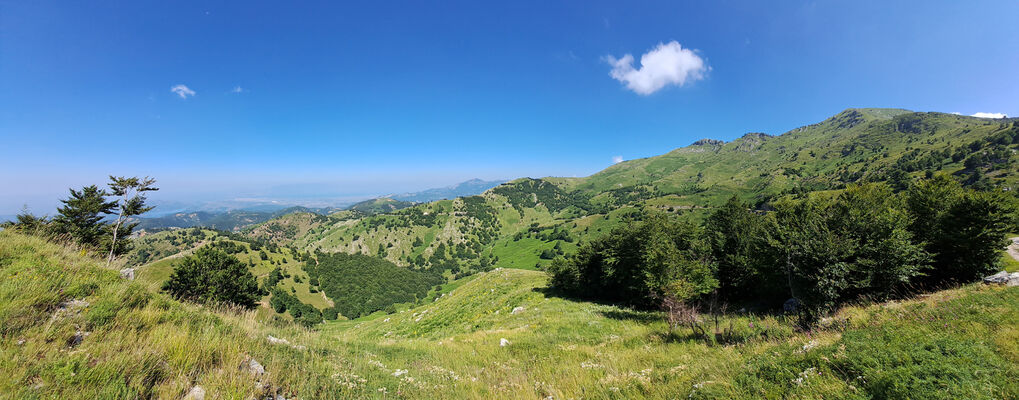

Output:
xmin=162 ymin=247 xmax=260 ymax=309
xmin=704 ymin=195 xmax=783 ymax=302
xmin=905 ymin=175 xmax=1017 ymax=285
xmin=106 ymin=176 xmax=158 ymax=266
xmin=546 ymin=212 xmax=717 ymax=309
xmin=829 ymin=184 xmax=927 ymax=300
xmin=770 ymin=183 xmax=928 ymax=324
xmin=2 ymin=206 xmax=49 ymax=235
xmin=51 ymin=185 xmax=115 ymax=249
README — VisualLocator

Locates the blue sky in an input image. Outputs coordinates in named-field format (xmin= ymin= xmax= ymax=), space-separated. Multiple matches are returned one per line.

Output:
xmin=2 ymin=1 xmax=1018 ymax=215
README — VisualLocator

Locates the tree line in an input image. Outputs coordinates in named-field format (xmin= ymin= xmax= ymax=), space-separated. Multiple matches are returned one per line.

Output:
xmin=547 ymin=176 xmax=1017 ymax=330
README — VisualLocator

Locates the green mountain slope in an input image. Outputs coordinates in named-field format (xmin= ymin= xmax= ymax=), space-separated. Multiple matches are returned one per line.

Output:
xmin=250 ymin=109 xmax=1019 ymax=276
xmin=126 ymin=228 xmax=333 ymax=318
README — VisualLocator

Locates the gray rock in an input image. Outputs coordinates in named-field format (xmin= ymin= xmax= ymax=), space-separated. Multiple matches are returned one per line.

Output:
xmin=120 ymin=267 xmax=135 ymax=280
xmin=1008 ymin=272 xmax=1019 ymax=287
xmin=984 ymin=271 xmax=1011 ymax=284
xmin=511 ymin=306 xmax=525 ymax=315
xmin=242 ymin=358 xmax=265 ymax=376
xmin=184 ymin=385 xmax=205 ymax=400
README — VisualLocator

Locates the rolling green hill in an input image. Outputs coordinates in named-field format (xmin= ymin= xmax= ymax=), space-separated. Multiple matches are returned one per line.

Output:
xmin=126 ymin=228 xmax=333 ymax=320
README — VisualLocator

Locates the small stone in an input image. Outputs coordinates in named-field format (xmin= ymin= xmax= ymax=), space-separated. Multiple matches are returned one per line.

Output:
xmin=500 ymin=338 xmax=510 ymax=347
xmin=16 ymin=339 xmax=25 ymax=346
xmin=184 ymin=385 xmax=205 ymax=400
xmin=119 ymin=267 xmax=135 ymax=280
xmin=241 ymin=357 xmax=265 ymax=376
xmin=267 ymin=335 xmax=290 ymax=345
xmin=67 ymin=330 xmax=90 ymax=347
xmin=511 ymin=306 xmax=525 ymax=315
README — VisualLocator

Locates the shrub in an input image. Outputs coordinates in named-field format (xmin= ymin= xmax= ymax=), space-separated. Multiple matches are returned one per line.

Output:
xmin=162 ymin=247 xmax=260 ymax=309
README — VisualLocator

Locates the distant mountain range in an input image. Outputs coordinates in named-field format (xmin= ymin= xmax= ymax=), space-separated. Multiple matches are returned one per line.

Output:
xmin=131 ymin=206 xmax=334 ymax=232
xmin=389 ymin=178 xmax=507 ymax=203
xmin=132 ymin=178 xmax=504 ymax=231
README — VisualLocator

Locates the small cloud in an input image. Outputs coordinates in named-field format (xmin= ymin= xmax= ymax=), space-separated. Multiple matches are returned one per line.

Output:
xmin=971 ymin=112 xmax=1007 ymax=119
xmin=605 ymin=41 xmax=708 ymax=95
xmin=612 ymin=156 xmax=624 ymax=164
xmin=231 ymin=86 xmax=244 ymax=93
xmin=171 ymin=84 xmax=196 ymax=99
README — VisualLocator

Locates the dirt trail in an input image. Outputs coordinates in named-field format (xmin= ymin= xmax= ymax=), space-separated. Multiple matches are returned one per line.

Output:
xmin=1006 ymin=237 xmax=1019 ymax=261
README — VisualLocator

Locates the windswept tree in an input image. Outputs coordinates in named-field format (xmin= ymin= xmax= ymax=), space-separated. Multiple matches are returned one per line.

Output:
xmin=106 ymin=176 xmax=158 ymax=265
xmin=52 ymin=185 xmax=116 ymax=249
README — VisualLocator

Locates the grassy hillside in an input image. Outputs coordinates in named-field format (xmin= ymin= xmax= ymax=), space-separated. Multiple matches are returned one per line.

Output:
xmin=0 ymin=232 xmax=350 ymax=398
xmin=5 ymin=231 xmax=1019 ymax=398
xmin=556 ymin=109 xmax=1019 ymax=202
xmin=127 ymin=228 xmax=332 ymax=316
xmin=317 ymin=268 xmax=1019 ymax=399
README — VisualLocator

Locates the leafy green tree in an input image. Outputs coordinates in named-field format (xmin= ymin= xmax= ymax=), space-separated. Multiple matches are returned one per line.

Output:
xmin=771 ymin=197 xmax=853 ymax=323
xmin=51 ymin=185 xmax=115 ymax=249
xmin=546 ymin=212 xmax=717 ymax=308
xmin=771 ymin=184 xmax=928 ymax=324
xmin=829 ymin=184 xmax=928 ymax=299
xmin=704 ymin=196 xmax=783 ymax=302
xmin=162 ymin=247 xmax=260 ymax=309
xmin=906 ymin=175 xmax=1016 ymax=285
xmin=105 ymin=176 xmax=158 ymax=265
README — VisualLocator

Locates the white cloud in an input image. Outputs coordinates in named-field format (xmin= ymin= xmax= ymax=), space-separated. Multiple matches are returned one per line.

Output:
xmin=612 ymin=155 xmax=624 ymax=164
xmin=605 ymin=41 xmax=708 ymax=95
xmin=231 ymin=86 xmax=244 ymax=93
xmin=171 ymin=84 xmax=196 ymax=99
xmin=971 ymin=112 xmax=1007 ymax=119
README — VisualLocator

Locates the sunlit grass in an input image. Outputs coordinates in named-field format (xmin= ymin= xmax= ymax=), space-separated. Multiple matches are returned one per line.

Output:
xmin=4 ymin=231 xmax=1019 ymax=399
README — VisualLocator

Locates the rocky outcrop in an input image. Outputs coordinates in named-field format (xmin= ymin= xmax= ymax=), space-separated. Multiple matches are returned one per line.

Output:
xmin=983 ymin=271 xmax=1019 ymax=286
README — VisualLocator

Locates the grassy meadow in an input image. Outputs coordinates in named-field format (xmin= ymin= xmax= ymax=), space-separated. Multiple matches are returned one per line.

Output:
xmin=6 ymin=230 xmax=1016 ymax=399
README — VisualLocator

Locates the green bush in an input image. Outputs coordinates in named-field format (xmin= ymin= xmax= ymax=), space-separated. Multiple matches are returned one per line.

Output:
xmin=161 ymin=247 xmax=260 ymax=309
